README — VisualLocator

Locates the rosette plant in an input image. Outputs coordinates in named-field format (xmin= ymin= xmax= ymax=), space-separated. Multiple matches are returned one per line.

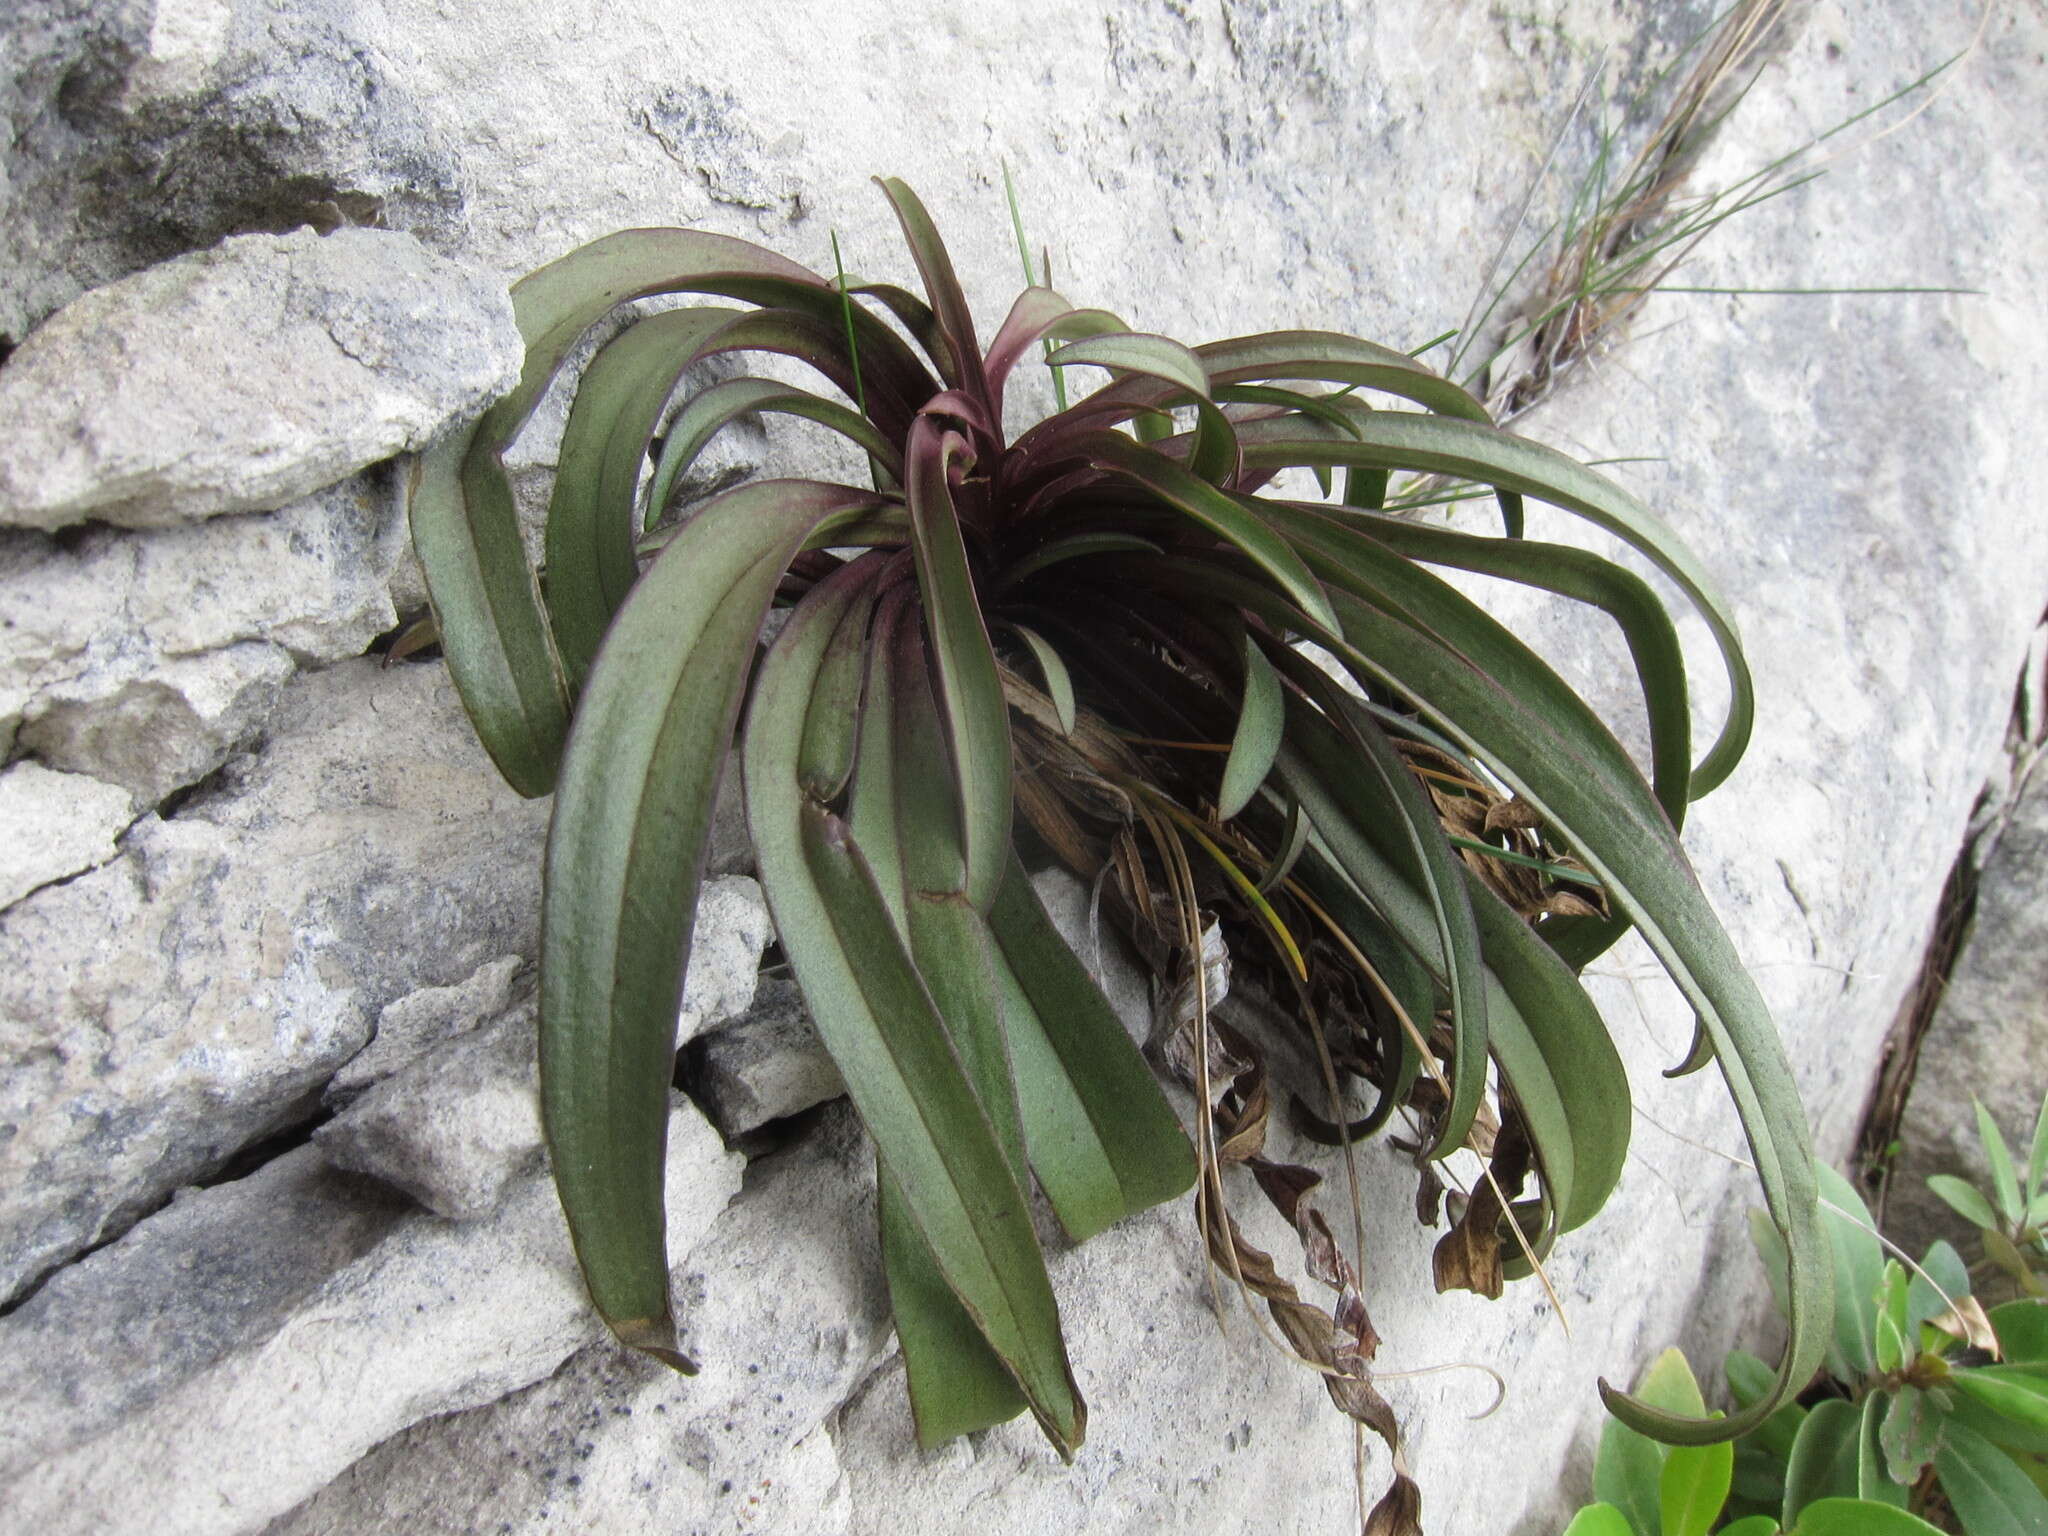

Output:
xmin=408 ymin=178 xmax=1830 ymax=1479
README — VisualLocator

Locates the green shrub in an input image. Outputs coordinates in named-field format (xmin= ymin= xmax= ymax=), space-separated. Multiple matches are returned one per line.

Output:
xmin=408 ymin=178 xmax=1830 ymax=1504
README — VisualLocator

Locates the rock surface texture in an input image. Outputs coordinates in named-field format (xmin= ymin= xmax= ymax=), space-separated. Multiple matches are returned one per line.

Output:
xmin=1887 ymin=751 xmax=2048 ymax=1257
xmin=1 ymin=2 xmax=2044 ymax=1534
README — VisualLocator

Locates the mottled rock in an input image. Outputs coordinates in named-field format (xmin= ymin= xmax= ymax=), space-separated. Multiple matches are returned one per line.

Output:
xmin=692 ymin=979 xmax=843 ymax=1139
xmin=0 ymin=1104 xmax=740 ymax=1536
xmin=316 ymin=999 xmax=543 ymax=1221
xmin=327 ymin=953 xmax=525 ymax=1100
xmin=319 ymin=878 xmax=772 ymax=1219
xmin=0 ymin=760 xmax=133 ymax=909
xmin=1888 ymin=760 xmax=2048 ymax=1256
xmin=0 ymin=471 xmax=408 ymax=792
xmin=0 ymin=227 xmax=518 ymax=529
xmin=19 ymin=642 xmax=295 ymax=803
xmin=675 ymin=876 xmax=775 ymax=1041
xmin=267 ymin=1104 xmax=888 ymax=1536
xmin=0 ymin=658 xmax=551 ymax=1303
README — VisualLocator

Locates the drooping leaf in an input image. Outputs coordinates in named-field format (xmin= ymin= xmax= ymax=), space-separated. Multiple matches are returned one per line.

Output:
xmin=1236 ymin=412 xmax=1753 ymax=794
xmin=544 ymin=306 xmax=739 ymax=687
xmin=743 ymin=560 xmax=1083 ymax=1457
xmin=877 ymin=624 xmax=1037 ymax=1444
xmin=541 ymin=479 xmax=885 ymax=1365
xmin=990 ymin=856 xmax=1198 ymax=1240
xmin=1173 ymin=558 xmax=1827 ymax=1443
xmin=904 ymin=416 xmax=1014 ymax=911
xmin=648 ymin=375 xmax=905 ymax=529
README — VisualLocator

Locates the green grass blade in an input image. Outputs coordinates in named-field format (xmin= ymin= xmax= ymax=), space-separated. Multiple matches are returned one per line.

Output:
xmin=540 ymin=478 xmax=884 ymax=1364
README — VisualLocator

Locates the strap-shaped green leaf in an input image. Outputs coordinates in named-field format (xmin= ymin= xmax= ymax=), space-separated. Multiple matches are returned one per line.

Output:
xmin=1238 ymin=413 xmax=1753 ymax=795
xmin=884 ymin=627 xmax=1041 ymax=1443
xmin=989 ymin=856 xmax=1198 ymax=1240
xmin=744 ymin=564 xmax=1083 ymax=1458
xmin=1166 ymin=556 xmax=1828 ymax=1445
xmin=1195 ymin=330 xmax=1492 ymax=420
xmin=410 ymin=438 xmax=571 ymax=797
xmin=875 ymin=178 xmax=992 ymax=416
xmin=648 ymin=376 xmax=904 ymax=530
xmin=540 ymin=478 xmax=884 ymax=1366
xmin=1048 ymin=332 xmax=1239 ymax=486
xmin=1002 ymin=622 xmax=1077 ymax=735
xmin=1261 ymin=500 xmax=1672 ymax=848
xmin=543 ymin=307 xmax=739 ymax=688
xmin=1078 ymin=432 xmax=1338 ymax=632
xmin=412 ymin=226 xmax=930 ymax=797
xmin=1463 ymin=872 xmax=1629 ymax=1234
xmin=1330 ymin=510 xmax=1693 ymax=820
xmin=1288 ymin=682 xmax=1489 ymax=1158
xmin=904 ymin=417 xmax=1014 ymax=911
xmin=984 ymin=290 xmax=1126 ymax=409
xmin=1218 ymin=633 xmax=1283 ymax=820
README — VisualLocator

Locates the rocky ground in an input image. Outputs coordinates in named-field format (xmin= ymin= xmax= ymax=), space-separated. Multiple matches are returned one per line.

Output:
xmin=1 ymin=2 xmax=2044 ymax=1533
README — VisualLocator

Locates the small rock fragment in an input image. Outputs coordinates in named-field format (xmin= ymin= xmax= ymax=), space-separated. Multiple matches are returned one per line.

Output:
xmin=0 ymin=761 xmax=133 ymax=909
xmin=693 ymin=979 xmax=844 ymax=1139
xmin=0 ymin=228 xmax=521 ymax=530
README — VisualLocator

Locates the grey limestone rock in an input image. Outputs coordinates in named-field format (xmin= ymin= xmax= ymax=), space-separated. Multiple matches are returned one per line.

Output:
xmin=325 ymin=952 xmax=525 ymax=1100
xmin=0 ymin=226 xmax=518 ymax=530
xmin=0 ymin=1103 xmax=741 ymax=1536
xmin=0 ymin=657 xmax=552 ymax=1303
xmin=0 ymin=469 xmax=408 ymax=796
xmin=0 ymin=759 xmax=134 ymax=909
xmin=1888 ymin=760 xmax=2048 ymax=1257
xmin=692 ymin=978 xmax=843 ymax=1140
xmin=317 ymin=877 xmax=772 ymax=1219
xmin=266 ymin=1103 xmax=889 ymax=1536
